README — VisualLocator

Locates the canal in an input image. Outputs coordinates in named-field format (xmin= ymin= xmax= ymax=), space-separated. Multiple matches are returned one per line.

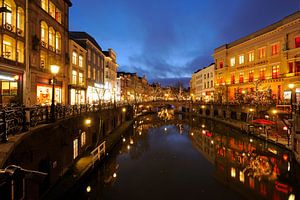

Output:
xmin=65 ymin=114 xmax=299 ymax=200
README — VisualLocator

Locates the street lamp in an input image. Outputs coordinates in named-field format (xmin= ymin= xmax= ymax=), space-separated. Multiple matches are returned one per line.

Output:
xmin=288 ymin=83 xmax=295 ymax=119
xmin=50 ymin=65 xmax=59 ymax=122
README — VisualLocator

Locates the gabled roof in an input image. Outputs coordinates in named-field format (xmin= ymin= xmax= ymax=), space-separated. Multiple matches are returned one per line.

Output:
xmin=70 ymin=31 xmax=102 ymax=51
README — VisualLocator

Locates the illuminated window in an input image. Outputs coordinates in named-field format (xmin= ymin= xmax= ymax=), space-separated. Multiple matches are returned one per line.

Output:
xmin=258 ymin=47 xmax=266 ymax=59
xmin=259 ymin=68 xmax=266 ymax=80
xmin=40 ymin=21 xmax=48 ymax=47
xmin=219 ymin=61 xmax=223 ymax=69
xmin=239 ymin=171 xmax=245 ymax=183
xmin=239 ymin=73 xmax=244 ymax=83
xmin=93 ymin=68 xmax=96 ymax=80
xmin=239 ymin=55 xmax=244 ymax=64
xmin=73 ymin=138 xmax=78 ymax=159
xmin=88 ymin=65 xmax=91 ymax=78
xmin=295 ymin=37 xmax=300 ymax=48
xmin=272 ymin=65 xmax=279 ymax=79
xmin=81 ymin=132 xmax=86 ymax=147
xmin=72 ymin=70 xmax=77 ymax=84
xmin=48 ymin=27 xmax=55 ymax=50
xmin=231 ymin=74 xmax=235 ymax=84
xmin=230 ymin=57 xmax=235 ymax=66
xmin=2 ymin=81 xmax=17 ymax=96
xmin=72 ymin=51 xmax=77 ymax=65
xmin=17 ymin=7 xmax=24 ymax=36
xmin=40 ymin=51 xmax=47 ymax=69
xmin=55 ymin=32 xmax=61 ymax=53
xmin=3 ymin=0 xmax=14 ymax=27
xmin=55 ymin=8 xmax=61 ymax=23
xmin=248 ymin=70 xmax=254 ymax=82
xmin=271 ymin=43 xmax=279 ymax=55
xmin=231 ymin=167 xmax=236 ymax=178
xmin=79 ymin=55 xmax=83 ymax=67
xmin=17 ymin=41 xmax=24 ymax=63
xmin=3 ymin=34 xmax=16 ymax=61
xmin=248 ymin=51 xmax=254 ymax=62
xmin=79 ymin=72 xmax=83 ymax=85
xmin=41 ymin=0 xmax=48 ymax=11
xmin=49 ymin=1 xmax=55 ymax=18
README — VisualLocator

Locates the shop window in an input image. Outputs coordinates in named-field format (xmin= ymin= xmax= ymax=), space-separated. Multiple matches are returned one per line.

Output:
xmin=258 ymin=47 xmax=266 ymax=59
xmin=271 ymin=43 xmax=279 ymax=55
xmin=37 ymin=85 xmax=61 ymax=105
xmin=239 ymin=55 xmax=244 ymax=64
xmin=289 ymin=62 xmax=293 ymax=73
xmin=17 ymin=7 xmax=24 ymax=36
xmin=55 ymin=32 xmax=61 ymax=54
xmin=3 ymin=34 xmax=16 ymax=61
xmin=239 ymin=73 xmax=244 ymax=83
xmin=2 ymin=81 xmax=17 ymax=96
xmin=17 ymin=41 xmax=24 ymax=63
xmin=49 ymin=1 xmax=55 ymax=18
xmin=230 ymin=57 xmax=235 ymax=66
xmin=79 ymin=72 xmax=83 ymax=85
xmin=249 ymin=70 xmax=254 ymax=82
xmin=41 ymin=0 xmax=48 ymax=12
xmin=72 ymin=70 xmax=77 ymax=84
xmin=40 ymin=21 xmax=48 ymax=47
xmin=231 ymin=74 xmax=235 ymax=84
xmin=70 ymin=89 xmax=76 ymax=105
xmin=48 ymin=27 xmax=55 ymax=51
xmin=55 ymin=8 xmax=61 ymax=23
xmin=295 ymin=37 xmax=300 ymax=48
xmin=272 ymin=65 xmax=279 ymax=79
xmin=72 ymin=51 xmax=77 ymax=65
xmin=81 ymin=132 xmax=86 ymax=147
xmin=248 ymin=51 xmax=254 ymax=62
xmin=73 ymin=138 xmax=78 ymax=159
xmin=259 ymin=68 xmax=265 ymax=80
xmin=79 ymin=55 xmax=83 ymax=67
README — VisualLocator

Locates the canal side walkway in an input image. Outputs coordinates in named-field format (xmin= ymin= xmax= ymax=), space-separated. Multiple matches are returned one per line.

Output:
xmin=42 ymin=120 xmax=133 ymax=200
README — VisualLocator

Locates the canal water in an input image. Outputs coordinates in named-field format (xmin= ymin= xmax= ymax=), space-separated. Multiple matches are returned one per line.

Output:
xmin=66 ymin=114 xmax=299 ymax=200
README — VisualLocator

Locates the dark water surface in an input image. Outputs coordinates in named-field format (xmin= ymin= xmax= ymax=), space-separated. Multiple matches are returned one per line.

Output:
xmin=66 ymin=115 xmax=299 ymax=200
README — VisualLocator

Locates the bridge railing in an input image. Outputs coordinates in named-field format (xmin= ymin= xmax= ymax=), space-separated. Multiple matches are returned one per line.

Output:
xmin=90 ymin=141 xmax=106 ymax=167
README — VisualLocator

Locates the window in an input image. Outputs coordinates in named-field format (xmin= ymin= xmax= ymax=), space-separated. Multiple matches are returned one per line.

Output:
xmin=271 ymin=43 xmax=279 ymax=55
xmin=17 ymin=7 xmax=24 ymax=36
xmin=48 ymin=27 xmax=55 ymax=50
xmin=2 ymin=81 xmax=17 ymax=96
xmin=207 ymin=81 xmax=209 ymax=88
xmin=72 ymin=51 xmax=77 ymax=65
xmin=259 ymin=68 xmax=266 ymax=80
xmin=248 ymin=70 xmax=254 ymax=82
xmin=55 ymin=32 xmax=61 ymax=53
xmin=3 ymin=34 xmax=16 ymax=61
xmin=230 ymin=57 xmax=235 ymax=66
xmin=204 ymin=74 xmax=206 ymax=79
xmin=72 ymin=70 xmax=77 ymax=84
xmin=40 ymin=21 xmax=48 ymax=46
xmin=88 ymin=49 xmax=91 ymax=61
xmin=88 ymin=65 xmax=91 ymax=78
xmin=40 ymin=51 xmax=47 ymax=69
xmin=3 ymin=0 xmax=14 ymax=27
xmin=239 ymin=73 xmax=244 ymax=83
xmin=207 ymin=73 xmax=209 ymax=78
xmin=94 ymin=53 xmax=96 ymax=64
xmin=289 ymin=62 xmax=293 ymax=73
xmin=73 ymin=139 xmax=78 ymax=159
xmin=239 ymin=55 xmax=244 ymax=64
xmin=55 ymin=8 xmax=61 ymax=23
xmin=296 ymin=62 xmax=300 ymax=73
xmin=93 ymin=68 xmax=96 ymax=80
xmin=97 ymin=70 xmax=100 ymax=82
xmin=81 ymin=132 xmax=86 ymax=147
xmin=258 ymin=47 xmax=266 ymax=59
xmin=204 ymin=82 xmax=206 ymax=89
xmin=79 ymin=55 xmax=83 ymax=67
xmin=17 ymin=41 xmax=24 ymax=63
xmin=49 ymin=1 xmax=55 ymax=18
xmin=219 ymin=61 xmax=223 ymax=69
xmin=79 ymin=72 xmax=83 ymax=85
xmin=231 ymin=74 xmax=235 ymax=84
xmin=272 ymin=65 xmax=279 ymax=79
xmin=210 ymin=72 xmax=213 ymax=78
xmin=295 ymin=37 xmax=300 ymax=48
xmin=41 ymin=0 xmax=48 ymax=11
xmin=248 ymin=51 xmax=254 ymax=62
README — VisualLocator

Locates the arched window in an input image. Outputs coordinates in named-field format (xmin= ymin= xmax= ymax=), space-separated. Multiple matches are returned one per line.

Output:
xmin=3 ymin=0 xmax=16 ymax=32
xmin=55 ymin=32 xmax=61 ymax=53
xmin=48 ymin=27 xmax=55 ymax=51
xmin=17 ymin=7 xmax=24 ymax=36
xmin=40 ymin=21 xmax=48 ymax=47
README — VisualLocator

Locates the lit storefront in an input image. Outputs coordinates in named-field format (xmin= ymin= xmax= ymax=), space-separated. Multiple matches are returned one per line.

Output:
xmin=70 ymin=88 xmax=85 ymax=105
xmin=0 ymin=73 xmax=22 ymax=105
xmin=87 ymin=85 xmax=101 ymax=104
xmin=37 ymin=84 xmax=62 ymax=105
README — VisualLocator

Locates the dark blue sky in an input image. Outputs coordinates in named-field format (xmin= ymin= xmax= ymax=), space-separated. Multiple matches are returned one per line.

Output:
xmin=70 ymin=0 xmax=299 ymax=80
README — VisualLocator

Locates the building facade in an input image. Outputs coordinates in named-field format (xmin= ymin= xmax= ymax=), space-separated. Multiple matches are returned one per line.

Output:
xmin=192 ymin=63 xmax=215 ymax=102
xmin=103 ymin=49 xmax=118 ymax=102
xmin=214 ymin=11 xmax=300 ymax=104
xmin=69 ymin=39 xmax=86 ymax=105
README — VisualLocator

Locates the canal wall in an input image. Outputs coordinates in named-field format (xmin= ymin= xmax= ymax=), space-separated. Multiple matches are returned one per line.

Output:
xmin=0 ymin=105 xmax=133 ymax=198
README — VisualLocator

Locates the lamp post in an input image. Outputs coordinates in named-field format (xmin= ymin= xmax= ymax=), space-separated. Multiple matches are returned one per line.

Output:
xmin=288 ymin=83 xmax=295 ymax=119
xmin=50 ymin=65 xmax=59 ymax=122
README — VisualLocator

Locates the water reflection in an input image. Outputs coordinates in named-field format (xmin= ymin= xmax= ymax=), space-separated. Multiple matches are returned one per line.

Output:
xmin=66 ymin=114 xmax=299 ymax=200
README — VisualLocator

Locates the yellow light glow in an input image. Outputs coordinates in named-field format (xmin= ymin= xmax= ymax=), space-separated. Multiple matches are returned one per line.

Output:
xmin=50 ymin=65 xmax=60 ymax=75
xmin=122 ymin=138 xmax=126 ymax=142
xmin=86 ymin=186 xmax=91 ymax=193
xmin=272 ymin=109 xmax=277 ymax=114
xmin=249 ymin=108 xmax=254 ymax=112
xmin=231 ymin=167 xmax=236 ymax=178
xmin=191 ymin=132 xmax=194 ymax=136
xmin=85 ymin=119 xmax=91 ymax=126
xmin=122 ymin=108 xmax=126 ymax=112
xmin=288 ymin=83 xmax=295 ymax=89
xmin=113 ymin=173 xmax=117 ymax=178
xmin=127 ymin=145 xmax=130 ymax=150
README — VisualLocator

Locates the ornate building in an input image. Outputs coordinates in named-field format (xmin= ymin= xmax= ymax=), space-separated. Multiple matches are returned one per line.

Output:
xmin=103 ymin=49 xmax=118 ymax=102
xmin=214 ymin=11 xmax=300 ymax=104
